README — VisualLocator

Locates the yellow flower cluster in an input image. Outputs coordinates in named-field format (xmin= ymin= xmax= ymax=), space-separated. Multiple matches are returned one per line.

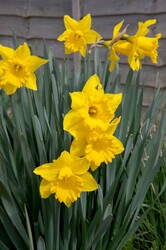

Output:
xmin=0 ymin=14 xmax=162 ymax=209
xmin=34 ymin=75 xmax=124 ymax=207
xmin=64 ymin=74 xmax=124 ymax=171
xmin=58 ymin=15 xmax=161 ymax=72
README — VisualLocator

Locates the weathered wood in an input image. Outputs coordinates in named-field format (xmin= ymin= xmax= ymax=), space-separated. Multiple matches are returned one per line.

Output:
xmin=28 ymin=17 xmax=64 ymax=39
xmin=27 ymin=0 xmax=71 ymax=17
xmin=117 ymin=63 xmax=166 ymax=88
xmin=0 ymin=16 xmax=27 ymax=37
xmin=82 ymin=0 xmax=166 ymax=16
xmin=0 ymin=0 xmax=71 ymax=17
xmin=0 ymin=0 xmax=27 ymax=16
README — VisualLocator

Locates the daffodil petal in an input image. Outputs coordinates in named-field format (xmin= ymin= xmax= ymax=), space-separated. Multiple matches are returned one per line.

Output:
xmin=33 ymin=163 xmax=59 ymax=181
xmin=28 ymin=56 xmax=48 ymax=71
xmin=79 ymin=45 xmax=87 ymax=57
xmin=70 ymin=92 xmax=88 ymax=109
xmin=78 ymin=14 xmax=91 ymax=32
xmin=84 ymin=30 xmax=102 ymax=44
xmin=82 ymin=74 xmax=103 ymax=94
xmin=25 ymin=73 xmax=37 ymax=90
xmin=63 ymin=110 xmax=88 ymax=138
xmin=3 ymin=85 xmax=17 ymax=95
xmin=113 ymin=20 xmax=124 ymax=38
xmin=64 ymin=15 xmax=78 ymax=30
xmin=81 ymin=172 xmax=98 ymax=191
xmin=70 ymin=156 xmax=90 ymax=174
xmin=70 ymin=138 xmax=86 ymax=157
xmin=15 ymin=42 xmax=30 ymax=60
xmin=40 ymin=179 xmax=52 ymax=198
xmin=57 ymin=31 xmax=69 ymax=41
xmin=0 ymin=45 xmax=14 ymax=59
xmin=109 ymin=48 xmax=120 ymax=72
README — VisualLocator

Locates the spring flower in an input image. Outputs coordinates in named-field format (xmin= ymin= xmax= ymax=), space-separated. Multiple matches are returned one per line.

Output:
xmin=114 ymin=19 xmax=161 ymax=71
xmin=63 ymin=74 xmax=122 ymax=138
xmin=0 ymin=42 xmax=48 ymax=94
xmin=57 ymin=14 xmax=102 ymax=57
xmin=33 ymin=151 xmax=98 ymax=207
xmin=70 ymin=118 xmax=124 ymax=171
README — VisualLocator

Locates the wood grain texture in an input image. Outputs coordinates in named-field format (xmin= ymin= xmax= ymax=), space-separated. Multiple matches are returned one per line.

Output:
xmin=0 ymin=0 xmax=71 ymax=17
xmin=82 ymin=0 xmax=166 ymax=15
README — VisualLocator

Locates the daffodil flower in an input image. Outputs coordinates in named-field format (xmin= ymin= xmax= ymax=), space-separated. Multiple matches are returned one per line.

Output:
xmin=0 ymin=42 xmax=48 ymax=94
xmin=70 ymin=118 xmax=124 ymax=171
xmin=63 ymin=74 xmax=122 ymax=138
xmin=57 ymin=14 xmax=102 ymax=57
xmin=113 ymin=19 xmax=161 ymax=71
xmin=33 ymin=151 xmax=98 ymax=207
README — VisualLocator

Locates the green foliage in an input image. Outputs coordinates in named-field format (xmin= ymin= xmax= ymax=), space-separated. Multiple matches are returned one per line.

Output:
xmin=128 ymin=157 xmax=166 ymax=249
xmin=0 ymin=44 xmax=166 ymax=250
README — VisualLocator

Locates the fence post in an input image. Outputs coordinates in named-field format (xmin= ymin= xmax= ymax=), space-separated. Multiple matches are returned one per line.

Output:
xmin=72 ymin=0 xmax=81 ymax=77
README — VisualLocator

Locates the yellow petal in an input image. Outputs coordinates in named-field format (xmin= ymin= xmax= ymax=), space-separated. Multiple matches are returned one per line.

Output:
xmin=105 ymin=93 xmax=122 ymax=112
xmin=81 ymin=172 xmax=98 ymax=191
xmin=25 ymin=73 xmax=37 ymax=90
xmin=90 ymin=162 xmax=99 ymax=172
xmin=107 ymin=117 xmax=121 ymax=135
xmin=63 ymin=110 xmax=87 ymax=139
xmin=70 ymin=138 xmax=86 ymax=157
xmin=27 ymin=56 xmax=48 ymax=72
xmin=40 ymin=179 xmax=52 ymax=198
xmin=64 ymin=47 xmax=73 ymax=54
xmin=143 ymin=19 xmax=156 ymax=27
xmin=15 ymin=42 xmax=30 ymax=60
xmin=78 ymin=14 xmax=91 ymax=32
xmin=70 ymin=156 xmax=90 ymax=174
xmin=33 ymin=163 xmax=58 ymax=181
xmin=114 ymin=40 xmax=132 ymax=56
xmin=109 ymin=48 xmax=120 ymax=72
xmin=70 ymin=92 xmax=88 ymax=110
xmin=51 ymin=151 xmax=72 ymax=170
xmin=54 ymin=150 xmax=89 ymax=174
xmin=128 ymin=49 xmax=141 ymax=71
xmin=79 ymin=45 xmax=87 ymax=57
xmin=3 ymin=84 xmax=17 ymax=95
xmin=84 ymin=30 xmax=102 ymax=44
xmin=113 ymin=20 xmax=124 ymax=39
xmin=64 ymin=15 xmax=78 ymax=30
xmin=136 ymin=19 xmax=156 ymax=37
xmin=82 ymin=74 xmax=103 ymax=94
xmin=57 ymin=30 xmax=69 ymax=41
xmin=0 ymin=45 xmax=14 ymax=59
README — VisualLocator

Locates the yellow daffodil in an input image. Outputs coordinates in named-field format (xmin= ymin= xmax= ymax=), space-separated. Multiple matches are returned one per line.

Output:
xmin=63 ymin=74 xmax=122 ymax=138
xmin=0 ymin=42 xmax=48 ymax=95
xmin=57 ymin=14 xmax=102 ymax=57
xmin=115 ymin=19 xmax=161 ymax=70
xmin=33 ymin=151 xmax=98 ymax=207
xmin=70 ymin=118 xmax=124 ymax=171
